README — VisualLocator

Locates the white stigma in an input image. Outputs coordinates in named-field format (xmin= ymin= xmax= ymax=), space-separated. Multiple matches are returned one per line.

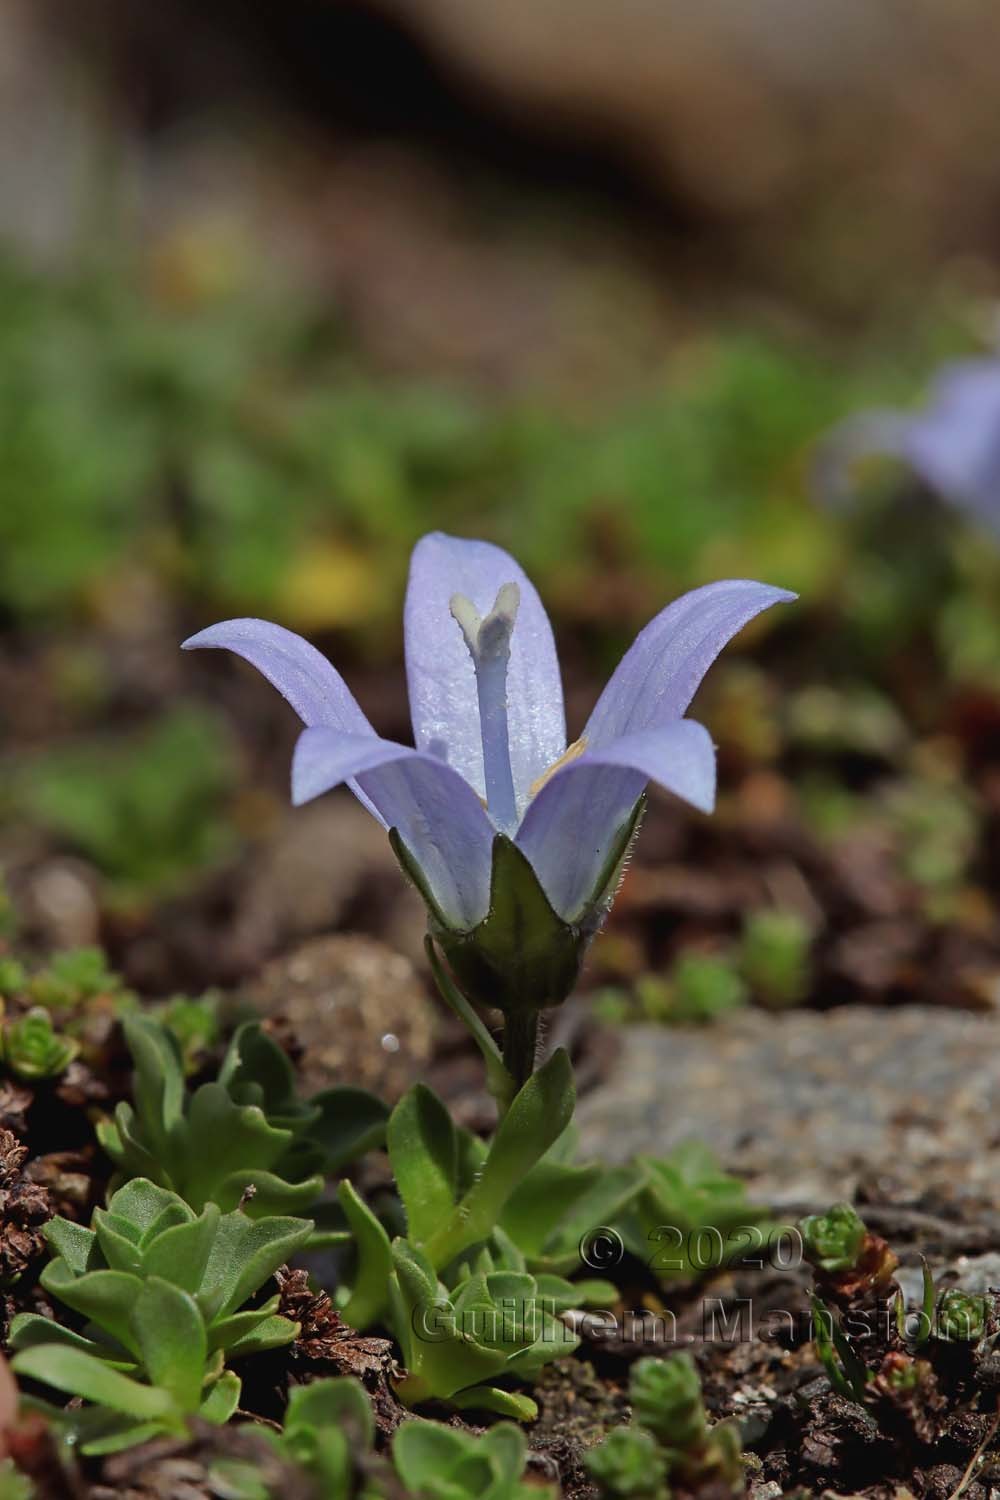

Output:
xmin=450 ymin=582 xmax=521 ymax=833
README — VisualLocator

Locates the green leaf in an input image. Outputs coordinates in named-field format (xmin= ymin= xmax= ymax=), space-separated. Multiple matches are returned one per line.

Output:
xmin=93 ymin=1210 xmax=144 ymax=1274
xmin=179 ymin=1084 xmax=292 ymax=1210
xmin=285 ymin=1377 xmax=375 ymax=1447
xmin=424 ymin=1049 xmax=575 ymax=1270
xmin=388 ymin=1085 xmax=458 ymax=1245
xmin=43 ymin=1216 xmax=98 ymax=1275
xmin=129 ymin=1278 xmax=207 ymax=1412
xmin=200 ymin=1369 xmax=241 ymax=1425
xmin=11 ymin=1345 xmax=178 ymax=1422
xmin=338 ymin=1179 xmax=392 ymax=1330
xmin=451 ymin=1386 xmax=538 ymax=1422
xmin=309 ymin=1085 xmax=389 ymax=1173
xmin=140 ymin=1203 xmax=220 ymax=1292
xmin=224 ymin=1314 xmax=300 ymax=1358
xmin=109 ymin=1178 xmax=193 ymax=1236
xmin=197 ymin=1211 xmax=313 ymax=1323
xmin=212 ymin=1168 xmax=323 ymax=1217
xmin=393 ymin=1423 xmax=470 ymax=1492
xmin=219 ymin=1022 xmax=299 ymax=1115
xmin=41 ymin=1263 xmax=143 ymax=1356
xmin=122 ymin=1014 xmax=185 ymax=1155
xmin=8 ymin=1314 xmax=131 ymax=1366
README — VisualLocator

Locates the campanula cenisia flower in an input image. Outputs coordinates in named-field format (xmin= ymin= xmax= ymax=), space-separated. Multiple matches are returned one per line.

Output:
xmin=184 ymin=534 xmax=793 ymax=1012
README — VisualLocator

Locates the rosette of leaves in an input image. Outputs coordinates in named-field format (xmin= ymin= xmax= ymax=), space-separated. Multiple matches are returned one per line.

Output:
xmin=393 ymin=1417 xmax=552 ymax=1500
xmin=586 ymin=1355 xmax=744 ymax=1498
xmin=97 ymin=1014 xmax=387 ymax=1217
xmin=622 ymin=1141 xmax=770 ymax=1283
xmin=9 ymin=1177 xmax=311 ymax=1455
xmin=0 ymin=1007 xmax=78 ymax=1080
xmin=334 ymin=1051 xmax=586 ymax=1418
xmin=213 ymin=1378 xmax=551 ymax=1500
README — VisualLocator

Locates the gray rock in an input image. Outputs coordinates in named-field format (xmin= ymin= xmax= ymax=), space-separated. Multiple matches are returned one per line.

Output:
xmin=576 ymin=1007 xmax=1000 ymax=1209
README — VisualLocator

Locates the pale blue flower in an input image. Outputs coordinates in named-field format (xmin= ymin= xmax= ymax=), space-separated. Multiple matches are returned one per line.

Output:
xmin=184 ymin=534 xmax=793 ymax=935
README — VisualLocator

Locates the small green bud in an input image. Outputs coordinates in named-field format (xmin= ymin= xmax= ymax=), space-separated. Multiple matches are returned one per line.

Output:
xmin=630 ymin=1354 xmax=706 ymax=1452
xmin=936 ymin=1289 xmax=988 ymax=1345
xmin=585 ymin=1426 xmax=669 ymax=1500
xmin=799 ymin=1202 xmax=866 ymax=1273
xmin=2 ymin=1008 xmax=79 ymax=1080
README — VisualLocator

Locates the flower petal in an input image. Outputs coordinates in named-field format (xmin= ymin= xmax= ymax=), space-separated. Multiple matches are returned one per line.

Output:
xmin=292 ymin=727 xmax=495 ymax=930
xmin=901 ymin=359 xmax=1000 ymax=516
xmin=404 ymin=532 xmax=566 ymax=812
xmin=515 ymin=720 xmax=716 ymax=922
xmin=182 ymin=618 xmax=373 ymax=734
xmin=584 ymin=580 xmax=795 ymax=748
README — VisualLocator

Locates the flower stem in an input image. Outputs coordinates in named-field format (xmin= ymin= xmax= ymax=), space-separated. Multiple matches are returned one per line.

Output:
xmin=502 ymin=1010 xmax=539 ymax=1091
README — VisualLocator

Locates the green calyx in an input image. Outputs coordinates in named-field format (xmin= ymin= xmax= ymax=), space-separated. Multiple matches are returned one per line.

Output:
xmin=10 ymin=1176 xmax=310 ymax=1455
xmin=391 ymin=800 xmax=643 ymax=1019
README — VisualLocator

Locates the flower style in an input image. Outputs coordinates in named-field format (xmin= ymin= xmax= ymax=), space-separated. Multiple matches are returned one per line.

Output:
xmin=817 ymin=356 xmax=1000 ymax=529
xmin=184 ymin=534 xmax=793 ymax=1017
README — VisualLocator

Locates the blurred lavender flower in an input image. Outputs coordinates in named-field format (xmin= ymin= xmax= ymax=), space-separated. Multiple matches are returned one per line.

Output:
xmin=817 ymin=357 xmax=1000 ymax=528
xmin=184 ymin=534 xmax=792 ymax=1012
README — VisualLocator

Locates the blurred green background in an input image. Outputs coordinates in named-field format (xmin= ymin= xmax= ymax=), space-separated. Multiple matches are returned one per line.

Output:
xmin=5 ymin=0 xmax=1000 ymax=1012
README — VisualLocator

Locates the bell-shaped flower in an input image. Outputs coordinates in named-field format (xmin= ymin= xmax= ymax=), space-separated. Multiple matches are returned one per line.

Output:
xmin=183 ymin=534 xmax=793 ymax=1013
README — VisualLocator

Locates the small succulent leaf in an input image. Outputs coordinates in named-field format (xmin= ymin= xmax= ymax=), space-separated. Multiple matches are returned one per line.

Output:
xmin=285 ymin=1376 xmax=375 ymax=1448
xmin=426 ymin=1049 xmax=574 ymax=1268
xmin=196 ymin=1211 xmax=313 ymax=1323
xmin=507 ymin=1163 xmax=646 ymax=1273
xmin=480 ymin=1424 xmax=529 ymax=1490
xmin=8 ymin=1314 xmax=126 ymax=1364
xmin=394 ymin=1411 xmax=480 ymax=1471
xmin=531 ymin=1274 xmax=585 ymax=1311
xmin=11 ymin=1345 xmax=177 ymax=1422
xmin=129 ymin=1278 xmax=207 ymax=1412
xmin=77 ymin=1417 xmax=175 ymax=1458
xmin=450 ymin=1386 xmax=538 ymax=1422
xmin=109 ymin=1179 xmax=193 ymax=1236
xmin=180 ymin=1084 xmax=293 ymax=1210
xmin=309 ymin=1086 xmax=390 ymax=1173
xmin=218 ymin=1022 xmax=299 ymax=1114
xmin=140 ymin=1203 xmax=221 ymax=1293
xmin=43 ymin=1217 xmax=99 ymax=1275
xmin=212 ymin=1168 xmax=323 ymax=1218
xmin=199 ymin=1369 xmax=242 ymax=1425
xmin=41 ymin=1263 xmax=143 ymax=1356
xmin=338 ymin=1179 xmax=393 ymax=1330
xmin=506 ymin=1310 xmax=579 ymax=1377
xmin=205 ymin=1295 xmax=280 ymax=1353
xmin=388 ymin=1085 xmax=459 ymax=1245
xmin=93 ymin=1211 xmax=144 ymax=1275
xmin=223 ymin=1314 xmax=300 ymax=1359
xmin=448 ymin=1454 xmax=498 ymax=1497
xmin=567 ymin=1278 xmax=618 ymax=1308
xmin=97 ymin=1106 xmax=166 ymax=1186
xmin=122 ymin=1014 xmax=186 ymax=1154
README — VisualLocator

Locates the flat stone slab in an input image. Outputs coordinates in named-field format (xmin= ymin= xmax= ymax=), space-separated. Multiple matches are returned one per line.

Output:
xmin=576 ymin=1007 xmax=1000 ymax=1210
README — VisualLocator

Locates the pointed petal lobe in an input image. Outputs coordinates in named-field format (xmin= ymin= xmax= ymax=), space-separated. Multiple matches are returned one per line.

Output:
xmin=404 ymin=533 xmax=566 ymax=812
xmin=292 ymin=727 xmax=494 ymax=930
xmin=516 ymin=720 xmax=716 ymax=922
xmin=182 ymin=619 xmax=373 ymax=735
xmin=584 ymin=580 xmax=795 ymax=748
